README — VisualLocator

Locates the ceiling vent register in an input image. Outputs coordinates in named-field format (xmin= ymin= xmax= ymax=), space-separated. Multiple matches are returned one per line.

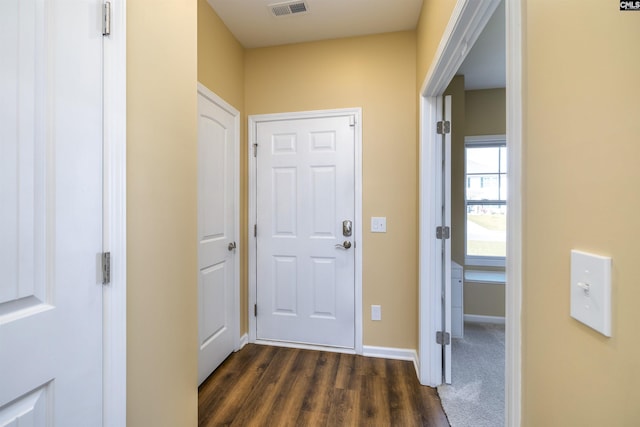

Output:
xmin=269 ymin=1 xmax=309 ymax=17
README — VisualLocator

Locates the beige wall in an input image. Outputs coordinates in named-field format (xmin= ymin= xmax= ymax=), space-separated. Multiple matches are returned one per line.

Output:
xmin=197 ymin=0 xmax=249 ymax=335
xmin=416 ymin=0 xmax=457 ymax=89
xmin=445 ymin=76 xmax=466 ymax=267
xmin=464 ymin=283 xmax=505 ymax=317
xmin=127 ymin=0 xmax=198 ymax=425
xmin=245 ymin=32 xmax=418 ymax=349
xmin=523 ymin=1 xmax=640 ymax=425
xmin=465 ymin=89 xmax=506 ymax=136
xmin=197 ymin=0 xmax=244 ymax=110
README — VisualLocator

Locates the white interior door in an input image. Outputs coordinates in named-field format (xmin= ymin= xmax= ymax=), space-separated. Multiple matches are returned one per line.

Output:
xmin=255 ymin=114 xmax=356 ymax=348
xmin=437 ymin=95 xmax=453 ymax=384
xmin=0 ymin=0 xmax=104 ymax=424
xmin=197 ymin=86 xmax=238 ymax=385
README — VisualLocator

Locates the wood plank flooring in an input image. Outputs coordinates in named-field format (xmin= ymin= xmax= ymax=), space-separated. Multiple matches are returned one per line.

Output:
xmin=198 ymin=344 xmax=450 ymax=427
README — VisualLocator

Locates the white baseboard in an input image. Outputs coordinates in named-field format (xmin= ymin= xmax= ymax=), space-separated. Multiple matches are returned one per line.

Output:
xmin=464 ymin=314 xmax=506 ymax=325
xmin=362 ymin=345 xmax=420 ymax=378
xmin=238 ymin=333 xmax=249 ymax=350
xmin=253 ymin=339 xmax=357 ymax=355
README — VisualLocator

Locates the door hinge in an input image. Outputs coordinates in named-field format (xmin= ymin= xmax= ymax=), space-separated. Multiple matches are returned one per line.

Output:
xmin=436 ymin=226 xmax=450 ymax=240
xmin=349 ymin=116 xmax=356 ymax=127
xmin=102 ymin=1 xmax=111 ymax=36
xmin=254 ymin=304 xmax=257 ymax=317
xmin=254 ymin=224 xmax=257 ymax=237
xmin=436 ymin=120 xmax=451 ymax=135
xmin=436 ymin=331 xmax=450 ymax=345
xmin=253 ymin=143 xmax=258 ymax=157
xmin=102 ymin=252 xmax=111 ymax=285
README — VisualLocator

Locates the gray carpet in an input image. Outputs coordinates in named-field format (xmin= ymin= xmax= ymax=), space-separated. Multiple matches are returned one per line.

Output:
xmin=437 ymin=322 xmax=505 ymax=427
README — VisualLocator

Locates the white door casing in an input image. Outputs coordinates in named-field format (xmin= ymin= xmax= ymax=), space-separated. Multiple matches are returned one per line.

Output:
xmin=0 ymin=0 xmax=104 ymax=423
xmin=250 ymin=110 xmax=362 ymax=350
xmin=197 ymin=84 xmax=240 ymax=385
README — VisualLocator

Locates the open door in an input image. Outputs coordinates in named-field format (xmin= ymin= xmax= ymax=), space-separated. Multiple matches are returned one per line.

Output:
xmin=436 ymin=95 xmax=453 ymax=384
xmin=0 ymin=0 xmax=104 ymax=422
xmin=197 ymin=85 xmax=239 ymax=385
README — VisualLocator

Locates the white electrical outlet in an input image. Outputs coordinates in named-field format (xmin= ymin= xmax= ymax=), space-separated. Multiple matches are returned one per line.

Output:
xmin=371 ymin=305 xmax=382 ymax=321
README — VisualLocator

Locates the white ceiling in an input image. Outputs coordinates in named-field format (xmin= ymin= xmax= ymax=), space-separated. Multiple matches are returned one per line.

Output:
xmin=207 ymin=0 xmax=423 ymax=49
xmin=206 ymin=0 xmax=505 ymax=89
xmin=456 ymin=0 xmax=505 ymax=90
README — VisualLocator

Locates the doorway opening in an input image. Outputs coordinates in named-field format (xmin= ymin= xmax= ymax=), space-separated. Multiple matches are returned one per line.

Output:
xmin=418 ymin=0 xmax=522 ymax=426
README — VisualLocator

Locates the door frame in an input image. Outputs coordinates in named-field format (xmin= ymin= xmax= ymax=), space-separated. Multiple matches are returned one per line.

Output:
xmin=196 ymin=81 xmax=242 ymax=355
xmin=248 ymin=108 xmax=363 ymax=354
xmin=418 ymin=0 xmax=522 ymax=426
xmin=103 ymin=0 xmax=127 ymax=425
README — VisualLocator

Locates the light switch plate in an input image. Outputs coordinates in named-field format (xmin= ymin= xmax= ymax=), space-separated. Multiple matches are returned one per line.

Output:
xmin=371 ymin=217 xmax=386 ymax=233
xmin=371 ymin=305 xmax=382 ymax=321
xmin=570 ymin=250 xmax=612 ymax=337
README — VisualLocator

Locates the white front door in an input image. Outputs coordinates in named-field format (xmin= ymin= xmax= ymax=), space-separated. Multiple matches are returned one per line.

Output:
xmin=0 ymin=0 xmax=104 ymax=424
xmin=255 ymin=114 xmax=356 ymax=348
xmin=197 ymin=86 xmax=238 ymax=385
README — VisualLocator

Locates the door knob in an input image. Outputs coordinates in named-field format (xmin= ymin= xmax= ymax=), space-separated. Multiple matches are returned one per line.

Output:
xmin=335 ymin=241 xmax=352 ymax=249
xmin=228 ymin=242 xmax=237 ymax=251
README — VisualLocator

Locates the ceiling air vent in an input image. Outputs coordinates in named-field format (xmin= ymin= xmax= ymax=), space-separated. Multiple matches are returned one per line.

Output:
xmin=269 ymin=1 xmax=309 ymax=17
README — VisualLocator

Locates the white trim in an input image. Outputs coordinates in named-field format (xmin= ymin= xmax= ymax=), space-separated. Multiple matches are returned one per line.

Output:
xmin=465 ymin=134 xmax=507 ymax=144
xmin=418 ymin=0 xmax=501 ymax=388
xmin=238 ymin=333 xmax=249 ymax=350
xmin=363 ymin=346 xmax=420 ymax=378
xmin=102 ymin=0 xmax=127 ymax=425
xmin=248 ymin=108 xmax=363 ymax=354
xmin=506 ymin=0 xmax=524 ymax=424
xmin=254 ymin=340 xmax=357 ymax=355
xmin=465 ymin=256 xmax=506 ymax=268
xmin=196 ymin=82 xmax=242 ymax=353
xmin=464 ymin=269 xmax=506 ymax=284
xmin=420 ymin=1 xmax=500 ymax=97
xmin=464 ymin=314 xmax=506 ymax=325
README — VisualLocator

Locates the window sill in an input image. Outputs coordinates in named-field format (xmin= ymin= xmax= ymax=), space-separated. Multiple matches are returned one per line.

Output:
xmin=465 ymin=257 xmax=505 ymax=268
xmin=464 ymin=269 xmax=506 ymax=285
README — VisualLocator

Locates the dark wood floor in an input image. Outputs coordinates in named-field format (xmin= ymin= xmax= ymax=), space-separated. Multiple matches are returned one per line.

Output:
xmin=198 ymin=344 xmax=450 ymax=427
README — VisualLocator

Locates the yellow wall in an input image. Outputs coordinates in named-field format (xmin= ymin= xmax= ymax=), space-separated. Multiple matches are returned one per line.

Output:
xmin=523 ymin=1 xmax=640 ymax=424
xmin=197 ymin=0 xmax=244 ymax=109
xmin=245 ymin=32 xmax=418 ymax=349
xmin=465 ymin=89 xmax=506 ymax=136
xmin=127 ymin=0 xmax=198 ymax=425
xmin=197 ymin=0 xmax=248 ymax=335
xmin=416 ymin=0 xmax=457 ymax=89
xmin=445 ymin=76 xmax=466 ymax=267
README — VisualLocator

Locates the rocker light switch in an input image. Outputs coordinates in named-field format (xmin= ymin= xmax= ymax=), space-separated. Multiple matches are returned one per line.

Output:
xmin=570 ymin=250 xmax=612 ymax=337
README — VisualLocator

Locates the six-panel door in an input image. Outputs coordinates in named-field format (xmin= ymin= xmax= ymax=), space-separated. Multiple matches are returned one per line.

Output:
xmin=256 ymin=116 xmax=356 ymax=348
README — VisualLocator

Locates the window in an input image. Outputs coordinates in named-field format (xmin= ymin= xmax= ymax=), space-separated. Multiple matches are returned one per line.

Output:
xmin=465 ymin=135 xmax=506 ymax=267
